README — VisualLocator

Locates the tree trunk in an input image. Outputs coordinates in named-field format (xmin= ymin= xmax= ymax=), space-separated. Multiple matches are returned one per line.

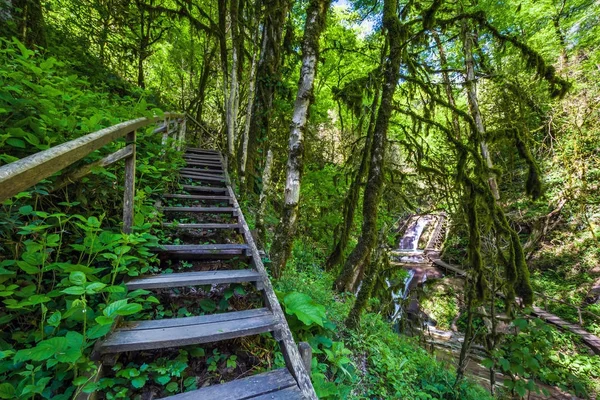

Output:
xmin=218 ymin=0 xmax=229 ymax=142
xmin=243 ymin=0 xmax=289 ymax=194
xmin=9 ymin=0 xmax=47 ymax=48
xmin=326 ymin=89 xmax=378 ymax=272
xmin=270 ymin=0 xmax=331 ymax=278
xmin=239 ymin=41 xmax=258 ymax=186
xmin=334 ymin=0 xmax=404 ymax=293
xmin=227 ymin=0 xmax=240 ymax=160
xmin=256 ymin=149 xmax=274 ymax=245
xmin=462 ymin=23 xmax=500 ymax=200
xmin=433 ymin=31 xmax=461 ymax=139
xmin=239 ymin=0 xmax=261 ymax=185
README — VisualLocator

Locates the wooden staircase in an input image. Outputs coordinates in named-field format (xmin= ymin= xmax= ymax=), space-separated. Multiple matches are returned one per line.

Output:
xmin=94 ymin=148 xmax=316 ymax=399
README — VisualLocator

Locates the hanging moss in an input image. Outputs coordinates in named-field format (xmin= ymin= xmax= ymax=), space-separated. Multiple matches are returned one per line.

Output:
xmin=513 ymin=128 xmax=543 ymax=200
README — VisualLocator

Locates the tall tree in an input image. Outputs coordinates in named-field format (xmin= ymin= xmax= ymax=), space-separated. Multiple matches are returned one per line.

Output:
xmin=243 ymin=0 xmax=289 ymax=194
xmin=335 ymin=0 xmax=404 ymax=295
xmin=270 ymin=0 xmax=331 ymax=277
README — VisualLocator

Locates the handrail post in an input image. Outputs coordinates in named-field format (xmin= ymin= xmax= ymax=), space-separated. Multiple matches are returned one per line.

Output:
xmin=123 ymin=130 xmax=137 ymax=233
xmin=578 ymin=308 xmax=583 ymax=325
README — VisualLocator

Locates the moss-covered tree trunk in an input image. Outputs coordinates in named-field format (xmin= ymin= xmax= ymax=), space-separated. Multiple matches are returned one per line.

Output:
xmin=462 ymin=22 xmax=500 ymax=200
xmin=227 ymin=0 xmax=240 ymax=161
xmin=326 ymin=90 xmax=378 ymax=272
xmin=334 ymin=0 xmax=404 ymax=294
xmin=270 ymin=0 xmax=331 ymax=278
xmin=243 ymin=0 xmax=289 ymax=194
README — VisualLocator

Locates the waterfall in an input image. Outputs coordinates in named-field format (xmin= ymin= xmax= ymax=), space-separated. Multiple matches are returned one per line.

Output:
xmin=399 ymin=216 xmax=433 ymax=251
xmin=389 ymin=269 xmax=416 ymax=321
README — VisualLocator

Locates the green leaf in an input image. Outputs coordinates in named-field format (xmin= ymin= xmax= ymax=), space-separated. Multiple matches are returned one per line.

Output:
xmin=69 ymin=271 xmax=86 ymax=286
xmin=87 ymin=323 xmax=112 ymax=339
xmin=17 ymin=261 xmax=39 ymax=274
xmin=103 ymin=299 xmax=128 ymax=317
xmin=116 ymin=303 xmax=142 ymax=316
xmin=14 ymin=337 xmax=67 ymax=362
xmin=47 ymin=311 xmax=61 ymax=327
xmin=199 ymin=299 xmax=216 ymax=312
xmin=283 ymin=292 xmax=326 ymax=327
xmin=132 ymin=376 xmax=147 ymax=389
xmin=0 ymin=383 xmax=15 ymax=399
xmin=62 ymin=286 xmax=85 ymax=295
xmin=7 ymin=138 xmax=26 ymax=148
xmin=166 ymin=382 xmax=178 ymax=393
xmin=155 ymin=375 xmax=171 ymax=385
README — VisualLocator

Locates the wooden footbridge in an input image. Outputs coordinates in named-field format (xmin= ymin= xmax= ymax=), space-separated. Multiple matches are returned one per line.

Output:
xmin=391 ymin=214 xmax=600 ymax=355
xmin=0 ymin=115 xmax=317 ymax=399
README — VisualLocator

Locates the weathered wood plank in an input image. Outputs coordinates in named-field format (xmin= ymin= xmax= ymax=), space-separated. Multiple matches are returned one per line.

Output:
xmin=162 ymin=194 xmax=231 ymax=201
xmin=155 ymin=244 xmax=249 ymax=251
xmin=251 ymin=386 xmax=305 ymax=400
xmin=98 ymin=314 xmax=278 ymax=353
xmin=0 ymin=113 xmax=182 ymax=203
xmin=532 ymin=307 xmax=600 ymax=355
xmin=52 ymin=145 xmax=134 ymax=191
xmin=181 ymin=185 xmax=228 ymax=193
xmin=118 ymin=308 xmax=273 ymax=331
xmin=161 ymin=368 xmax=296 ymax=400
xmin=180 ymin=173 xmax=226 ymax=183
xmin=221 ymin=156 xmax=317 ymax=399
xmin=152 ymin=244 xmax=250 ymax=258
xmin=184 ymin=161 xmax=224 ymax=170
xmin=122 ymin=131 xmax=136 ymax=234
xmin=185 ymin=148 xmax=221 ymax=155
xmin=180 ymin=168 xmax=225 ymax=176
xmin=161 ymin=223 xmax=241 ymax=230
xmin=126 ymin=269 xmax=261 ymax=290
xmin=161 ymin=206 xmax=236 ymax=213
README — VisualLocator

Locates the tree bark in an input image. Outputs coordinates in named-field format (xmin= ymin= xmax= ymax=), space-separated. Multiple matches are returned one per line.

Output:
xmin=326 ymin=89 xmax=378 ymax=272
xmin=256 ymin=149 xmax=274 ymax=245
xmin=433 ymin=31 xmax=461 ymax=139
xmin=270 ymin=0 xmax=331 ymax=278
xmin=227 ymin=0 xmax=240 ymax=160
xmin=335 ymin=0 xmax=404 ymax=293
xmin=462 ymin=23 xmax=500 ymax=200
xmin=9 ymin=0 xmax=47 ymax=48
xmin=243 ymin=0 xmax=289 ymax=194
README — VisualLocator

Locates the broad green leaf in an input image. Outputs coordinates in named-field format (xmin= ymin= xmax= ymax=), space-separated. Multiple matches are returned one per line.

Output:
xmin=47 ymin=311 xmax=61 ymax=327
xmin=0 ymin=383 xmax=15 ymax=399
xmin=14 ymin=337 xmax=67 ymax=362
xmin=283 ymin=292 xmax=326 ymax=327
xmin=132 ymin=377 xmax=147 ymax=389
xmin=69 ymin=271 xmax=86 ymax=286
xmin=62 ymin=286 xmax=85 ymax=295
xmin=116 ymin=303 xmax=142 ymax=316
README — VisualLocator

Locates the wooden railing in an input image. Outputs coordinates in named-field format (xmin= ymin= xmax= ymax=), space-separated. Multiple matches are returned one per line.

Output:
xmin=0 ymin=112 xmax=185 ymax=233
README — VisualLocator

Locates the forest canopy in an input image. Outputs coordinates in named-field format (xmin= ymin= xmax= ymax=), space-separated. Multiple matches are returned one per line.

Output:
xmin=1 ymin=0 xmax=600 ymax=398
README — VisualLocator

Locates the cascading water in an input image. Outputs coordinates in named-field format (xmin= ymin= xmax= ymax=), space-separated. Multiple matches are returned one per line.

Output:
xmin=399 ymin=216 xmax=432 ymax=250
xmin=389 ymin=269 xmax=415 ymax=321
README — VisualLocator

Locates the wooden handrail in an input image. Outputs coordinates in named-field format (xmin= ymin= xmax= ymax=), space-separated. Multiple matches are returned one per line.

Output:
xmin=0 ymin=112 xmax=184 ymax=232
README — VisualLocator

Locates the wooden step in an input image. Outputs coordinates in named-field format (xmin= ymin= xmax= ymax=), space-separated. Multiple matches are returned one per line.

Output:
xmin=162 ymin=222 xmax=241 ymax=231
xmin=186 ymin=148 xmax=220 ymax=155
xmin=183 ymin=154 xmax=221 ymax=162
xmin=183 ymin=156 xmax=222 ymax=164
xmin=163 ymin=194 xmax=232 ymax=203
xmin=161 ymin=206 xmax=236 ymax=214
xmin=181 ymin=185 xmax=228 ymax=194
xmin=184 ymin=161 xmax=223 ymax=169
xmin=162 ymin=368 xmax=302 ymax=400
xmin=97 ymin=308 xmax=277 ymax=354
xmin=126 ymin=269 xmax=262 ymax=290
xmin=180 ymin=168 xmax=225 ymax=176
xmin=153 ymin=244 xmax=250 ymax=257
xmin=180 ymin=174 xmax=226 ymax=183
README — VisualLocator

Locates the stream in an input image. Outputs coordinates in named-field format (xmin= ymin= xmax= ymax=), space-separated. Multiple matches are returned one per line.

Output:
xmin=390 ymin=215 xmax=578 ymax=399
